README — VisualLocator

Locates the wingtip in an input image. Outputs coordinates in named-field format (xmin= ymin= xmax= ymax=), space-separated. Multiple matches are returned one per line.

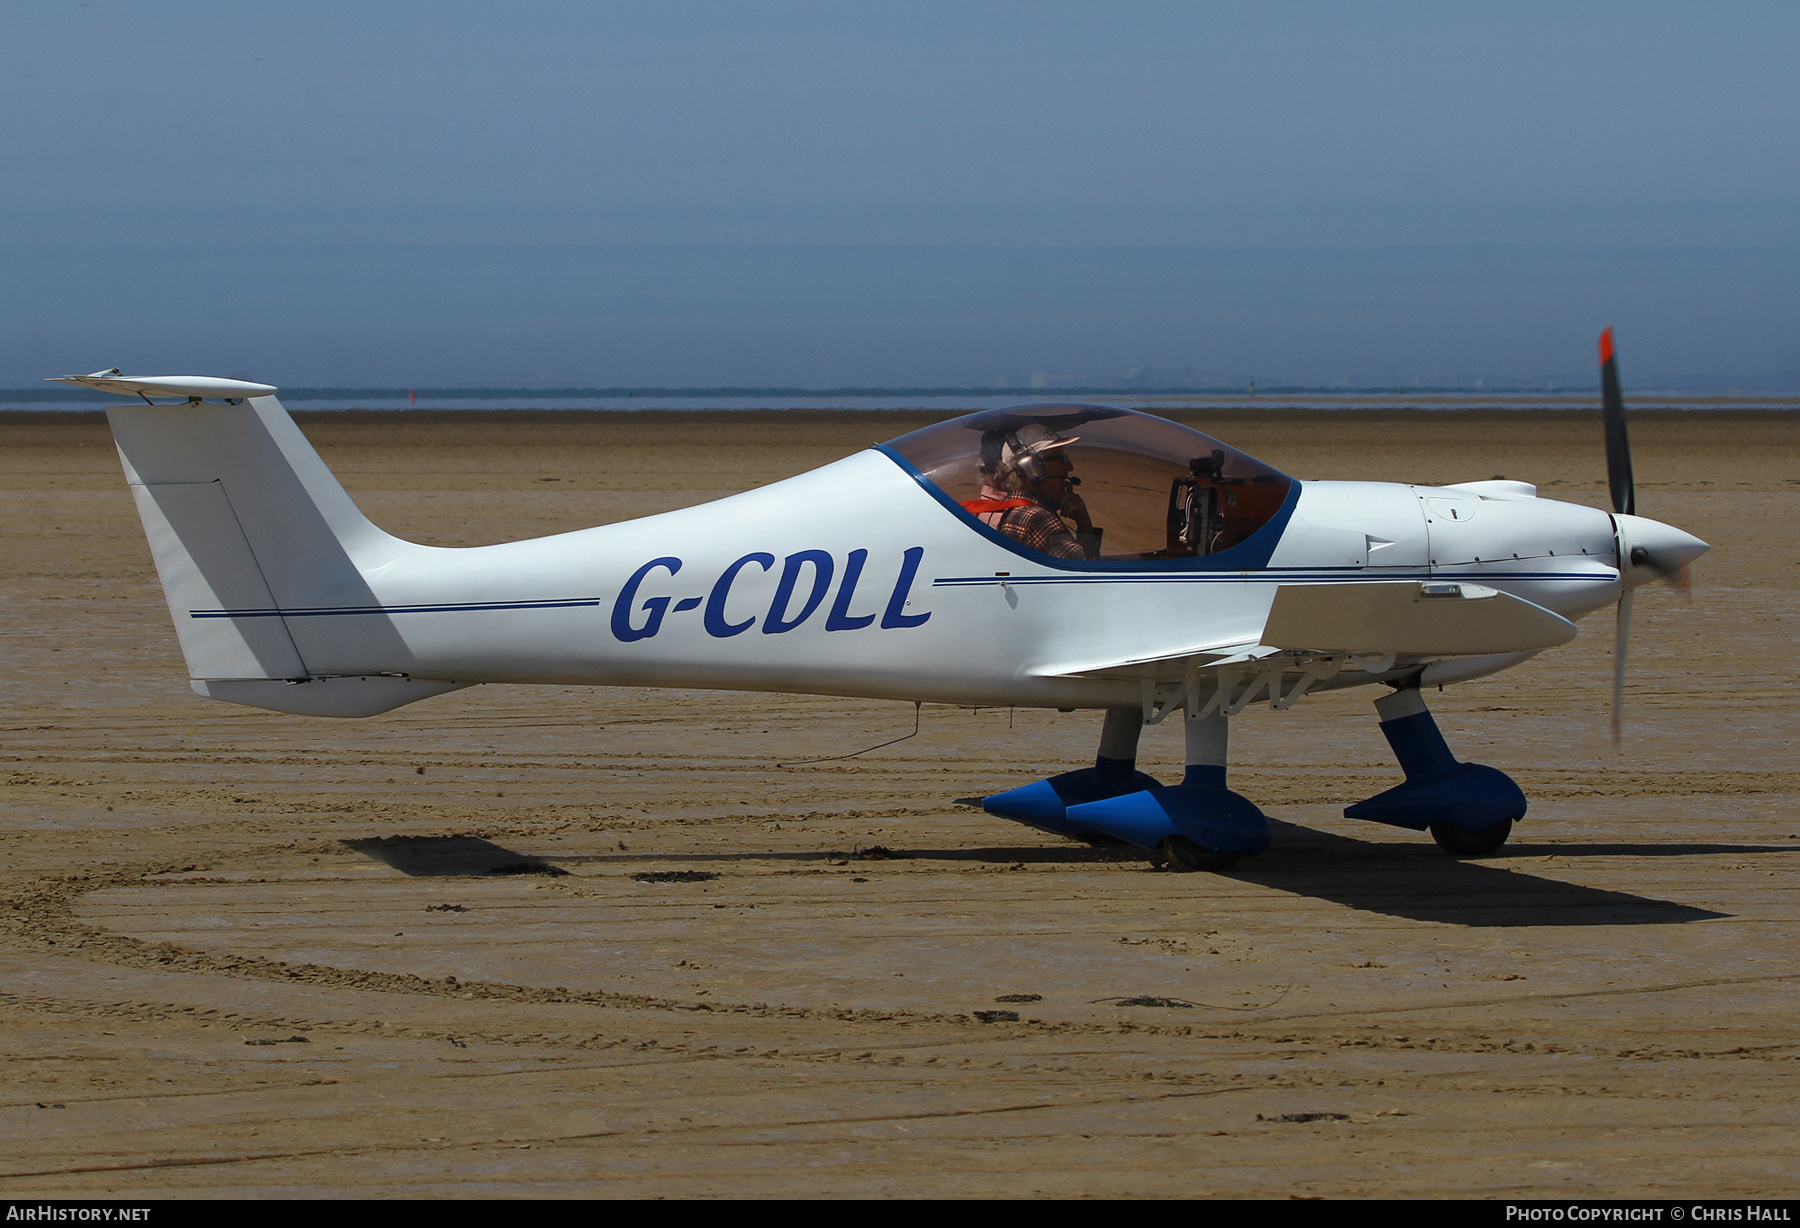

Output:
xmin=1599 ymin=327 xmax=1615 ymax=364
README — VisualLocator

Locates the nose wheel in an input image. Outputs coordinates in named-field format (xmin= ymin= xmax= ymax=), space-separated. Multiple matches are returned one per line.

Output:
xmin=1428 ymin=817 xmax=1514 ymax=858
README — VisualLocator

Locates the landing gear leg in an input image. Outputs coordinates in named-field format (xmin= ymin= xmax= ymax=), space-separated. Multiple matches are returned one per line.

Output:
xmin=1068 ymin=705 xmax=1270 ymax=871
xmin=980 ymin=707 xmax=1162 ymax=836
xmin=1344 ymin=684 xmax=1524 ymax=857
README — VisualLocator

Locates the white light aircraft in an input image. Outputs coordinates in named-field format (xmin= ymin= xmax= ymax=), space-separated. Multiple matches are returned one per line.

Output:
xmin=56 ymin=333 xmax=1706 ymax=871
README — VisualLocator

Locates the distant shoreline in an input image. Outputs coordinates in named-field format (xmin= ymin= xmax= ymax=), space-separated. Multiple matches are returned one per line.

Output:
xmin=10 ymin=384 xmax=1799 ymax=402
xmin=7 ymin=404 xmax=1797 ymax=427
xmin=5 ymin=388 xmax=1798 ymax=415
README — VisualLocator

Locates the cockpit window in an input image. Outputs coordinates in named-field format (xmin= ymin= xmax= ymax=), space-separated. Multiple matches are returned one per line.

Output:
xmin=883 ymin=403 xmax=1293 ymax=563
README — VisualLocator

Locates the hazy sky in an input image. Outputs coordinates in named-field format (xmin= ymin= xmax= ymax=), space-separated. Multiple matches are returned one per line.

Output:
xmin=5 ymin=2 xmax=1797 ymax=386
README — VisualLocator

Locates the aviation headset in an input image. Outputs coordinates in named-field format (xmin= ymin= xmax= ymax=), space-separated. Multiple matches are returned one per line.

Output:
xmin=980 ymin=426 xmax=1078 ymax=485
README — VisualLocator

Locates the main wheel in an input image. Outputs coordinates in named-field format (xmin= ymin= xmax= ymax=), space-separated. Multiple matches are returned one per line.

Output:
xmin=1429 ymin=817 xmax=1514 ymax=858
xmin=1155 ymin=835 xmax=1242 ymax=873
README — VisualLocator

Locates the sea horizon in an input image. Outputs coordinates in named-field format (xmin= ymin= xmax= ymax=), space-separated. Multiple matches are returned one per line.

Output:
xmin=7 ymin=386 xmax=1799 ymax=413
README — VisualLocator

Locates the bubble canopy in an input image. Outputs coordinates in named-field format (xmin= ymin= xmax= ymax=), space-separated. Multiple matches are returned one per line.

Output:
xmin=879 ymin=404 xmax=1296 ymax=567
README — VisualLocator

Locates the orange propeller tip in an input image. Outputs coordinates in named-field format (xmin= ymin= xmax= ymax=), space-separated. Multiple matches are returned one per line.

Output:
xmin=1599 ymin=327 xmax=1615 ymax=363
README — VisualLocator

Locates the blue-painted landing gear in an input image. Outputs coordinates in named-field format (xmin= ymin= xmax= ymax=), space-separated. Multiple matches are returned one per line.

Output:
xmin=983 ymin=706 xmax=1269 ymax=872
xmin=1344 ymin=685 xmax=1524 ymax=858
xmin=981 ymin=708 xmax=1160 ymax=842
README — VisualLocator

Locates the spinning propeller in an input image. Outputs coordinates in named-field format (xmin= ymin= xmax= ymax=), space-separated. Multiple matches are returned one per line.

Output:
xmin=1601 ymin=328 xmax=1698 ymax=744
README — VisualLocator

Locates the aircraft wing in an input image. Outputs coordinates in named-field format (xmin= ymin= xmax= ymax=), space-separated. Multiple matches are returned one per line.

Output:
xmin=1042 ymin=581 xmax=1575 ymax=681
xmin=1262 ymin=581 xmax=1576 ymax=655
xmin=1039 ymin=638 xmax=1278 ymax=683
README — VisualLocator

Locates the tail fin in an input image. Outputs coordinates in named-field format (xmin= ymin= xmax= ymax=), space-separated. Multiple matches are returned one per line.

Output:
xmin=108 ymin=394 xmax=465 ymax=716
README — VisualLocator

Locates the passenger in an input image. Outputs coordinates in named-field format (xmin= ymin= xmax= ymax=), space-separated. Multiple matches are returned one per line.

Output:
xmin=961 ymin=424 xmax=1102 ymax=560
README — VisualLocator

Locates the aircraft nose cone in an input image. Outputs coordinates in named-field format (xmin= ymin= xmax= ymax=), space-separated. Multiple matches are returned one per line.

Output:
xmin=1616 ymin=513 xmax=1709 ymax=582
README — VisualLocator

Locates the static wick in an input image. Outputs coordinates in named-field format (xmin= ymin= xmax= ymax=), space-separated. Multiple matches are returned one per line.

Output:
xmin=779 ymin=702 xmax=922 ymax=767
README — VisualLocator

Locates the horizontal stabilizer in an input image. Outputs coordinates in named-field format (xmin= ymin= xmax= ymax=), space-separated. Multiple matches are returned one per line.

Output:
xmin=51 ymin=372 xmax=277 ymax=400
xmin=1263 ymin=582 xmax=1576 ymax=656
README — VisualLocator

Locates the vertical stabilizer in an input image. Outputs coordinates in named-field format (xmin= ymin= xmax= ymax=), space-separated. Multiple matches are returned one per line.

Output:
xmin=105 ymin=393 xmax=460 ymax=715
xmin=109 ymin=396 xmax=396 ymax=612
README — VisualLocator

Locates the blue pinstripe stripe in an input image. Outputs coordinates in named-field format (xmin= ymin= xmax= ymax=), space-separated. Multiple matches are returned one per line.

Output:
xmin=932 ymin=570 xmax=1613 ymax=588
xmin=191 ymin=598 xmax=602 ymax=619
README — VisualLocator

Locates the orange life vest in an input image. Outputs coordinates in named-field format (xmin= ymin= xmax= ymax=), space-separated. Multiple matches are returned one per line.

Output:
xmin=959 ymin=497 xmax=1035 ymax=514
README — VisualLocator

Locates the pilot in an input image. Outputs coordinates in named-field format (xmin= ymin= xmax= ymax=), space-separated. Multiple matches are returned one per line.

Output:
xmin=964 ymin=424 xmax=1102 ymax=560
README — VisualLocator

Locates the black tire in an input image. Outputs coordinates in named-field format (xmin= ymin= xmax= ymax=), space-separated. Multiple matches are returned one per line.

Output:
xmin=1155 ymin=835 xmax=1242 ymax=873
xmin=1429 ymin=817 xmax=1514 ymax=857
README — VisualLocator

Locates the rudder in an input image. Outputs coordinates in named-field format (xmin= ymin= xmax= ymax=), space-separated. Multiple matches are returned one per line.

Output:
xmin=126 ymin=478 xmax=308 ymax=680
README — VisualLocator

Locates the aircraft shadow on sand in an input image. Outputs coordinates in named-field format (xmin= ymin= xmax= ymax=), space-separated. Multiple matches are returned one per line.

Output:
xmin=346 ymin=823 xmax=1738 ymax=929
xmin=344 ymin=835 xmax=568 ymax=878
xmin=1219 ymin=819 xmax=1734 ymax=928
xmin=814 ymin=816 xmax=1737 ymax=928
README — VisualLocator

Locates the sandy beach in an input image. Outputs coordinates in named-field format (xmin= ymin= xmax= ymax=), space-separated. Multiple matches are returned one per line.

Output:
xmin=0 ymin=407 xmax=1795 ymax=1198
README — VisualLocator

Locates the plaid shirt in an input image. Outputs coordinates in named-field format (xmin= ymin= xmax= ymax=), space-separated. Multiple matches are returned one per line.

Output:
xmin=968 ymin=486 xmax=1090 ymax=560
